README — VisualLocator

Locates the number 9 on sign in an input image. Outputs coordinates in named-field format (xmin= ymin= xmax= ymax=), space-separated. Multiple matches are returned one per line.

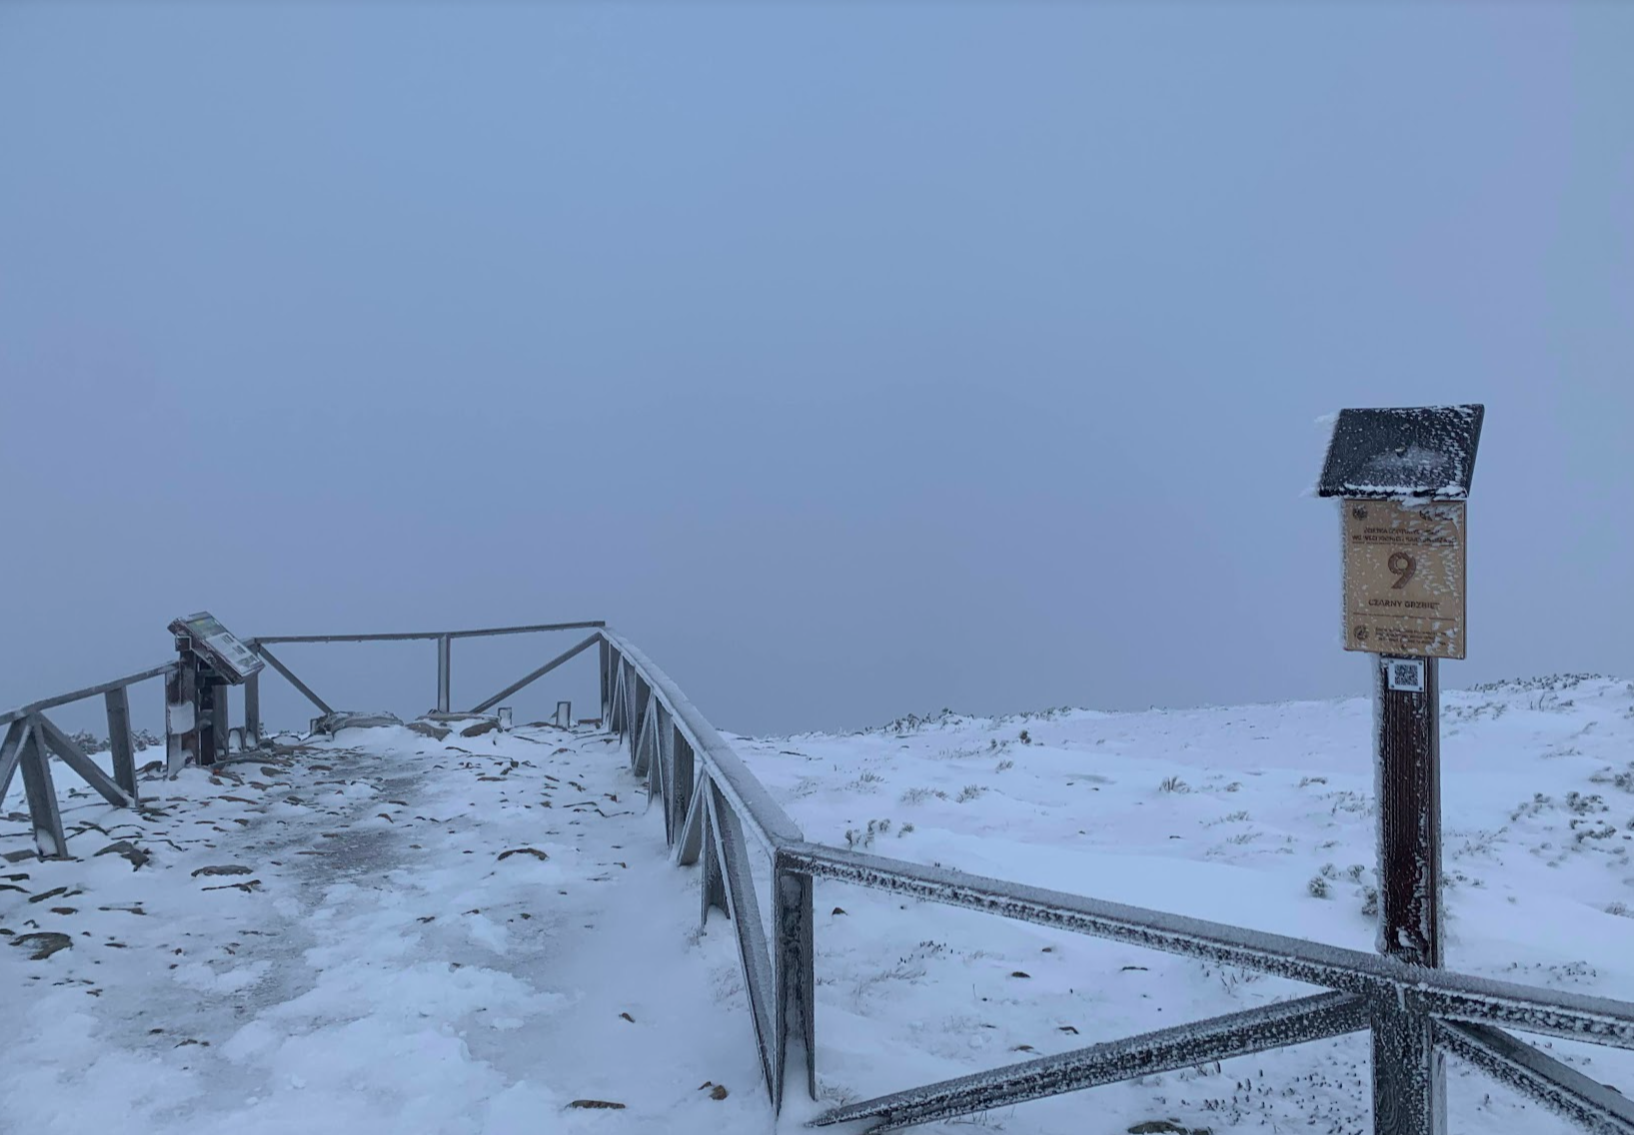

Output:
xmin=1388 ymin=552 xmax=1417 ymax=590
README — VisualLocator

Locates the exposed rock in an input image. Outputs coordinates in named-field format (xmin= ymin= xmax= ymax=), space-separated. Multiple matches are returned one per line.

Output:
xmin=460 ymin=719 xmax=500 ymax=738
xmin=568 ymin=1100 xmax=625 ymax=1110
xmin=408 ymin=721 xmax=452 ymax=741
xmin=312 ymin=711 xmax=403 ymax=734
xmin=497 ymin=847 xmax=549 ymax=862
xmin=96 ymin=840 xmax=151 ymax=870
xmin=10 ymin=932 xmax=72 ymax=960
xmin=191 ymin=864 xmax=253 ymax=877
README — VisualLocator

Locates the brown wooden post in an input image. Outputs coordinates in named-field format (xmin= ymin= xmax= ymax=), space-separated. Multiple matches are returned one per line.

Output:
xmin=1317 ymin=406 xmax=1482 ymax=1135
xmin=1376 ymin=654 xmax=1441 ymax=965
xmin=1371 ymin=653 xmax=1446 ymax=1135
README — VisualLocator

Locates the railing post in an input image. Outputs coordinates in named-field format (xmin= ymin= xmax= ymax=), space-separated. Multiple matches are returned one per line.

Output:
xmin=631 ymin=695 xmax=653 ymax=776
xmin=1372 ymin=1004 xmax=1446 ymax=1135
xmin=609 ymin=654 xmax=626 ymax=734
xmin=774 ymin=862 xmax=817 ymax=1109
xmin=622 ymin=661 xmax=636 ymax=744
xmin=103 ymin=686 xmax=139 ymax=798
xmin=1372 ymin=653 xmax=1445 ymax=1135
xmin=436 ymin=634 xmax=451 ymax=713
xmin=242 ymin=670 xmax=260 ymax=748
xmin=671 ymin=725 xmax=694 ymax=851
xmin=18 ymin=726 xmax=67 ymax=859
xmin=599 ymin=638 xmax=611 ymax=722
xmin=633 ymin=675 xmax=650 ymax=759
xmin=655 ymin=704 xmax=675 ymax=843
xmin=699 ymin=786 xmax=727 ymax=924
xmin=207 ymin=681 xmax=229 ymax=765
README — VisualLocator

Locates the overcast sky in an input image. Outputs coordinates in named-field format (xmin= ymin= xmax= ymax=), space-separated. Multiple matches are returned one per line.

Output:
xmin=3 ymin=3 xmax=1630 ymax=740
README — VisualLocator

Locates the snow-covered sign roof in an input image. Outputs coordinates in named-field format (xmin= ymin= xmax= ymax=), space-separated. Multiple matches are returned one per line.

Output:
xmin=1316 ymin=404 xmax=1484 ymax=499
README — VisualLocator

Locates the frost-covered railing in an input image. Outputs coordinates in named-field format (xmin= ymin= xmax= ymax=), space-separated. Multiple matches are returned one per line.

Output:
xmin=601 ymin=631 xmax=815 ymax=1109
xmin=0 ymin=663 xmax=173 ymax=858
xmin=248 ymin=620 xmax=608 ymax=722
xmin=600 ymin=632 xmax=1634 ymax=1135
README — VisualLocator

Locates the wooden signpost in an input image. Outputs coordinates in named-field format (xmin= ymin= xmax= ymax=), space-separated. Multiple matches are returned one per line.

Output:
xmin=1317 ymin=404 xmax=1484 ymax=1135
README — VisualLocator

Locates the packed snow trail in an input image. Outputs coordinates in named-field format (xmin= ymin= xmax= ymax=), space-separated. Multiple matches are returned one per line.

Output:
xmin=0 ymin=724 xmax=773 ymax=1135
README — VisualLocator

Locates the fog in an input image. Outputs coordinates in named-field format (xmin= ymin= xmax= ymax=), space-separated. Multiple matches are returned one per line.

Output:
xmin=3 ymin=3 xmax=1630 ymax=740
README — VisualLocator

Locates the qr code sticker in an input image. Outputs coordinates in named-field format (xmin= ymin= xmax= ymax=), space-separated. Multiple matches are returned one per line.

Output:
xmin=1390 ymin=662 xmax=1424 ymax=692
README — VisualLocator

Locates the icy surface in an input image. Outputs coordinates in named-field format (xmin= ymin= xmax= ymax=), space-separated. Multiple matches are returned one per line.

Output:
xmin=0 ymin=727 xmax=771 ymax=1134
xmin=5 ymin=674 xmax=1633 ymax=1134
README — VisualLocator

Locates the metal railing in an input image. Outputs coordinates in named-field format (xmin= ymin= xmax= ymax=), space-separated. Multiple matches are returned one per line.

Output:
xmin=7 ymin=623 xmax=1634 ymax=1134
xmin=597 ymin=632 xmax=1634 ymax=1135
xmin=0 ymin=663 xmax=172 ymax=857
xmin=243 ymin=620 xmax=606 ymax=722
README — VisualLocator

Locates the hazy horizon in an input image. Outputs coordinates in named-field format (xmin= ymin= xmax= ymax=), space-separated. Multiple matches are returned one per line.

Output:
xmin=3 ymin=3 xmax=1630 ymax=740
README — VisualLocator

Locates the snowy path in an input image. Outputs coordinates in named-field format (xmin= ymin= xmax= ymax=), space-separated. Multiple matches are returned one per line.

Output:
xmin=0 ymin=725 xmax=773 ymax=1135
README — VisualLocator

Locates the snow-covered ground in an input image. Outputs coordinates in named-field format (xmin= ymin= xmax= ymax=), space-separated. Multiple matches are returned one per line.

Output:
xmin=733 ymin=672 xmax=1634 ymax=1134
xmin=0 ymin=724 xmax=772 ymax=1134
xmin=3 ymin=673 xmax=1633 ymax=1135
